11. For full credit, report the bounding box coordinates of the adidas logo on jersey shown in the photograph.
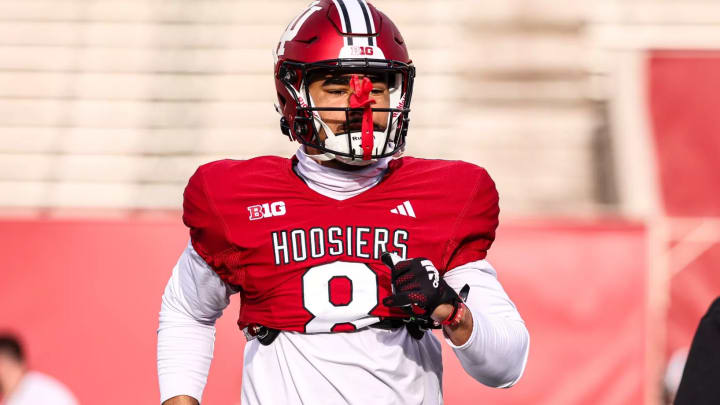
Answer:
[390,201,416,218]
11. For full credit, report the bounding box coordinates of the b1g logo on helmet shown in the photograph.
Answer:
[339,45,385,60]
[350,46,374,56]
[248,201,287,221]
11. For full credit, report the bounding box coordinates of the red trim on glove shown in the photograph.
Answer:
[441,302,465,327]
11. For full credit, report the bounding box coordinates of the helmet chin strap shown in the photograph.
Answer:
[303,129,392,166]
[301,139,395,167]
[305,125,388,166]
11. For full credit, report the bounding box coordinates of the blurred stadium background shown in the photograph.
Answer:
[0,0,719,404]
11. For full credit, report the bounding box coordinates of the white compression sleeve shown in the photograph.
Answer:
[157,242,238,403]
[442,260,530,388]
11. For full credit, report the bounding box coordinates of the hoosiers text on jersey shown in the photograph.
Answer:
[271,226,409,265]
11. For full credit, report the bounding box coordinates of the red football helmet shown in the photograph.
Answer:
[273,0,415,165]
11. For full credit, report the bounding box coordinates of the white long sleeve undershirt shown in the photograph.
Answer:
[157,242,237,402]
[443,261,529,388]
[157,150,529,403]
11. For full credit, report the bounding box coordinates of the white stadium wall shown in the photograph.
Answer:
[0,0,600,215]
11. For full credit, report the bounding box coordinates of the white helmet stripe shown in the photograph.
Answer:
[333,0,375,47]
[332,0,353,46]
[343,0,370,35]
[356,0,375,46]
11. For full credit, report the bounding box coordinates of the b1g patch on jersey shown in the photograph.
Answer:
[248,201,286,221]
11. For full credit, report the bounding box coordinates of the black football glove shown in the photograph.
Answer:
[381,252,460,318]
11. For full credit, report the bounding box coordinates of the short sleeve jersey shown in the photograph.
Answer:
[182,156,499,333]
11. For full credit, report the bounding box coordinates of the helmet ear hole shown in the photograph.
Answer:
[286,70,298,85]
[294,120,309,139]
[277,65,299,87]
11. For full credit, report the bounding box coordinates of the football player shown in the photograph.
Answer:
[157,1,530,404]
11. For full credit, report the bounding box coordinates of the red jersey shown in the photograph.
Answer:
[182,156,499,333]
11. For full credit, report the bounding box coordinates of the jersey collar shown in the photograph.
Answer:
[293,147,391,200]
